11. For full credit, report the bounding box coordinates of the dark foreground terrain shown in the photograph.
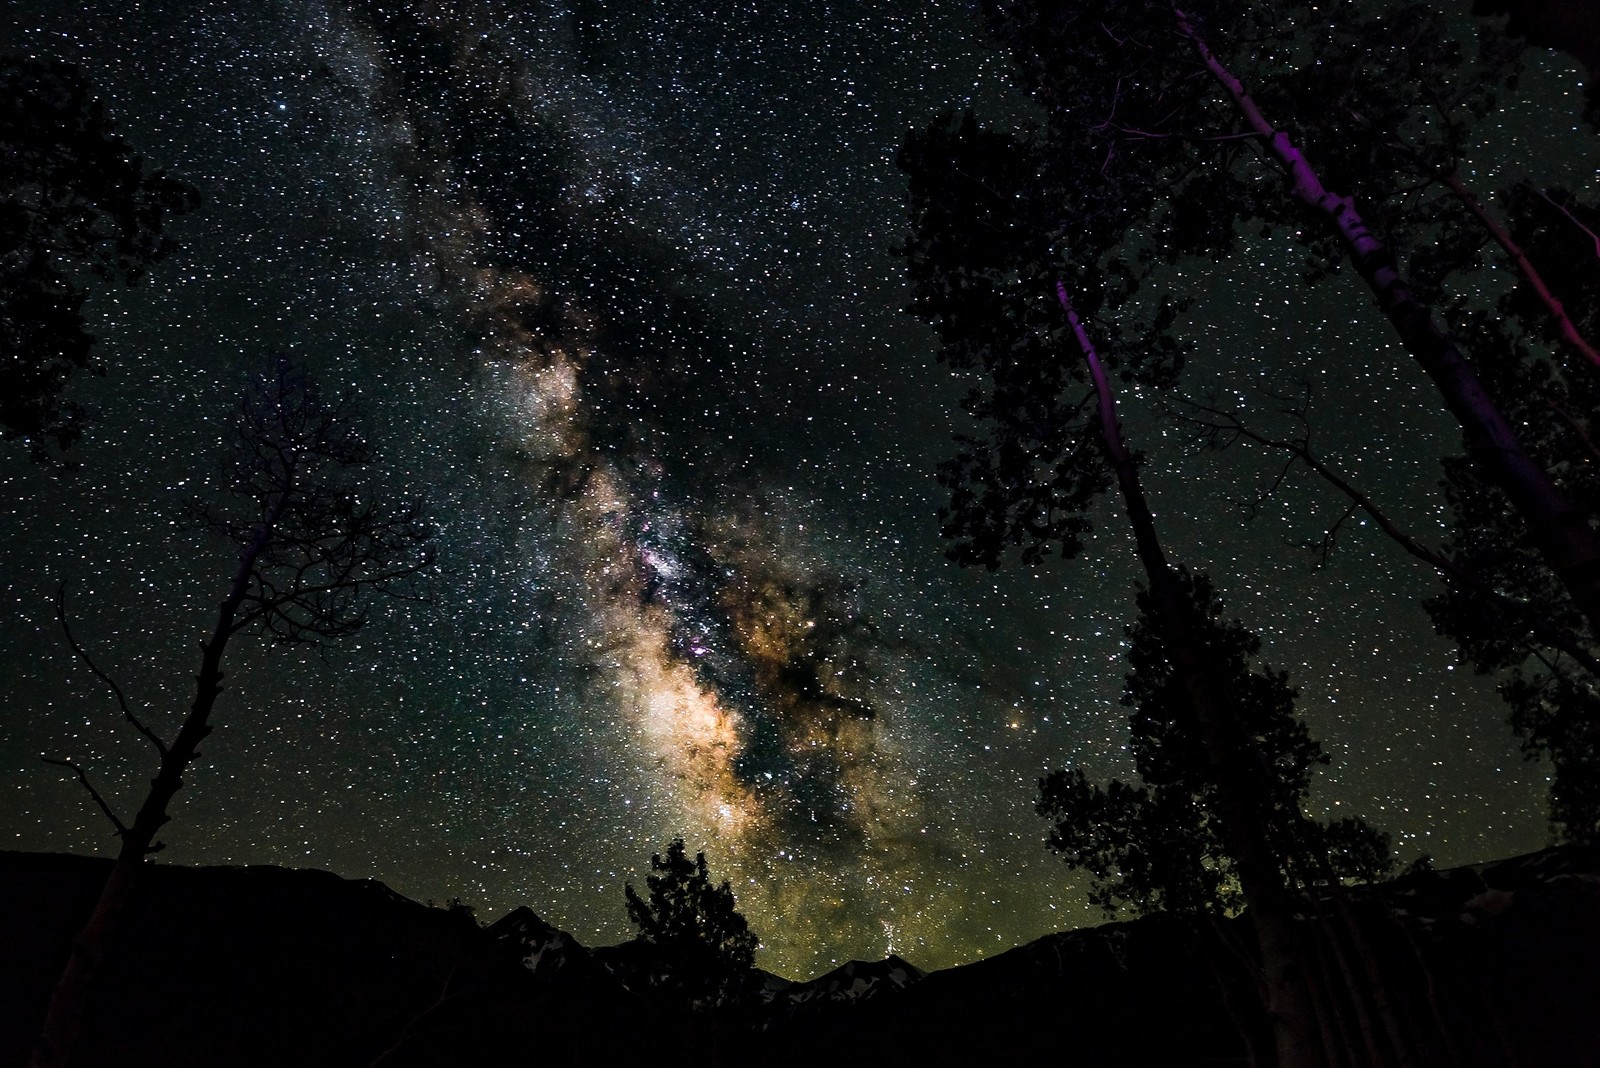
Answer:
[3,847,1598,1067]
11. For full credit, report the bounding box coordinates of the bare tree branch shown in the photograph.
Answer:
[1176,398,1600,678]
[1301,500,1361,568]
[1546,394,1600,468]
[1534,185,1600,262]
[32,357,434,1068]
[41,757,127,837]
[1177,396,1453,568]
[55,584,166,757]
[1093,120,1261,143]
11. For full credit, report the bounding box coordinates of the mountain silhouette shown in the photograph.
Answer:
[4,846,1597,1066]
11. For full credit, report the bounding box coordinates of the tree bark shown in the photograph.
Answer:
[1172,5,1600,648]
[1062,283,1328,1068]
[1304,928,1358,1068]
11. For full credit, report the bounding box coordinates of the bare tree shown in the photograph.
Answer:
[30,358,433,1068]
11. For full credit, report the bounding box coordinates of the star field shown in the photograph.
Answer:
[1,0,1592,979]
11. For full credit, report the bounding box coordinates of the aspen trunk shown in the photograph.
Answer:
[1304,929,1358,1068]
[1440,171,1600,371]
[1062,284,1327,1068]
[1173,6,1600,647]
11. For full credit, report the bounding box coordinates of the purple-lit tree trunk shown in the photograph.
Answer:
[1171,5,1600,647]
[1059,282,1327,1068]
[1440,171,1600,371]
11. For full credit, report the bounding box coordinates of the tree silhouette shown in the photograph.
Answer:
[1039,564,1393,920]
[0,56,199,461]
[1040,287,1391,1067]
[1168,182,1600,846]
[30,358,433,1068]
[901,0,1600,872]
[1474,0,1600,125]
[625,838,758,1005]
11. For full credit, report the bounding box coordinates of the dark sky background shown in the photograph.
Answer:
[2,0,1595,980]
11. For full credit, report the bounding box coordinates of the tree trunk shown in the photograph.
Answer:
[1304,928,1357,1068]
[1172,5,1600,647]
[25,851,141,1068]
[1329,896,1419,1068]
[1205,915,1272,1068]
[1308,897,1392,1068]
[1063,284,1328,1068]
[1439,171,1600,371]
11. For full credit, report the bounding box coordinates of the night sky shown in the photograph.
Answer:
[3,0,1595,980]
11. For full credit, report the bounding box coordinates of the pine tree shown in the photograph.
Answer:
[625,838,758,1006]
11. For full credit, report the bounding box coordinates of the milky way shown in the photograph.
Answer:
[304,0,958,955]
[3,0,1594,978]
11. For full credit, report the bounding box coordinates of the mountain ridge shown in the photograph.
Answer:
[3,845,1597,1066]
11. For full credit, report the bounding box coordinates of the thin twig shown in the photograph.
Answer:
[1177,399,1600,678]
[1534,186,1600,261]
[1304,500,1362,567]
[1546,395,1600,468]
[42,757,128,837]
[1092,120,1261,143]
[56,584,167,756]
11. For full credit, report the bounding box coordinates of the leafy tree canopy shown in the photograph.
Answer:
[903,0,1600,843]
[1038,569,1393,917]
[1,55,199,461]
[898,2,1520,575]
